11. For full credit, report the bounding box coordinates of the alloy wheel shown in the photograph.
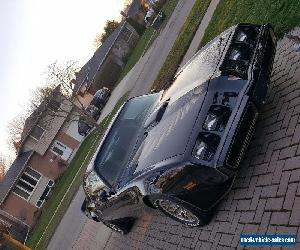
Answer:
[156,199,199,225]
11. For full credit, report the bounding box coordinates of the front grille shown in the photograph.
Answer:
[226,102,258,168]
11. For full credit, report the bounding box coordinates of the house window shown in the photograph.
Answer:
[51,140,73,161]
[14,187,30,200]
[36,180,54,208]
[120,27,132,42]
[48,100,61,113]
[30,126,45,141]
[52,146,64,156]
[13,167,41,200]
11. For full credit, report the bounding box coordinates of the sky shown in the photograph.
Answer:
[0,0,127,161]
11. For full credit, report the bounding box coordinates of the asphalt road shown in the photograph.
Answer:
[47,1,197,249]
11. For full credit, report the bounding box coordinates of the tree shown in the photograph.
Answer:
[7,60,100,152]
[122,0,133,13]
[93,20,120,49]
[0,164,5,181]
[0,154,11,180]
[7,115,27,152]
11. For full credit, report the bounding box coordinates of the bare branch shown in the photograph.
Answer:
[6,60,100,152]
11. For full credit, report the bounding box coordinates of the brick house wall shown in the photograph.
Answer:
[28,131,80,179]
[23,98,73,156]
[28,151,64,180]
[1,113,82,228]
[1,193,37,226]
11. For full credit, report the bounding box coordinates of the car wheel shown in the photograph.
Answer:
[104,221,128,235]
[155,198,212,227]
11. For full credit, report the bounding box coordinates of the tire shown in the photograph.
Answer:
[155,198,212,227]
[103,221,129,235]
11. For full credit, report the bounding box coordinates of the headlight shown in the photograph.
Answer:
[193,140,209,160]
[203,113,219,131]
[235,26,259,45]
[236,31,247,42]
[220,25,259,80]
[230,49,241,61]
[203,105,231,132]
[192,133,220,161]
[83,170,106,197]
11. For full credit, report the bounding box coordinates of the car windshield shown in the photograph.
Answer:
[94,94,158,186]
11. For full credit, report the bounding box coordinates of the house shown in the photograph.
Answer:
[73,21,139,108]
[0,18,140,245]
[125,0,147,26]
[0,86,84,242]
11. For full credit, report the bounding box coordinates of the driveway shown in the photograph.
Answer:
[95,29,300,250]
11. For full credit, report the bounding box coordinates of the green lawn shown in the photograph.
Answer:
[118,0,180,81]
[151,0,212,91]
[199,0,300,48]
[26,94,128,250]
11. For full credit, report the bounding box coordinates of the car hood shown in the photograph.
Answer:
[134,81,208,173]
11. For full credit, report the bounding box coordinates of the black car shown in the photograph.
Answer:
[78,105,101,136]
[78,88,110,136]
[81,24,276,233]
[90,87,111,109]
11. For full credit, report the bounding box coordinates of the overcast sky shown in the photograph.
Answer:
[0,0,126,161]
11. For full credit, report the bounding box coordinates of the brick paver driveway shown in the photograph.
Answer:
[102,29,300,250]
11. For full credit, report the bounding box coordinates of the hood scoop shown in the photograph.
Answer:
[144,99,170,129]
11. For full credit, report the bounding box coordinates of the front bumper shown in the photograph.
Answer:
[189,24,276,177]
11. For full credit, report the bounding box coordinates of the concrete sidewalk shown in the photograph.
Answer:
[179,0,220,70]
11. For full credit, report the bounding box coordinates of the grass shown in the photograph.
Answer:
[26,93,129,250]
[151,0,212,91]
[199,0,300,48]
[118,0,180,81]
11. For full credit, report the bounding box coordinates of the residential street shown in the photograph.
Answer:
[48,0,197,249]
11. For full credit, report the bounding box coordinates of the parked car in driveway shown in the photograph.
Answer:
[90,87,111,109]
[78,105,101,136]
[78,87,111,136]
[81,24,277,233]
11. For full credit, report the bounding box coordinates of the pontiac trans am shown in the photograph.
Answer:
[81,24,277,234]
